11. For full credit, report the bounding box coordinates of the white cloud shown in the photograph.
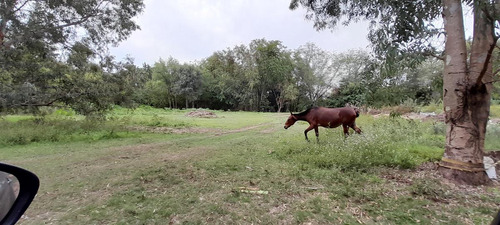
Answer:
[110,0,371,65]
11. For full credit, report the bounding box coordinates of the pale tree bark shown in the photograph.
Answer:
[439,0,496,185]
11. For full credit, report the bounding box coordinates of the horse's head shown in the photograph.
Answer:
[284,113,297,129]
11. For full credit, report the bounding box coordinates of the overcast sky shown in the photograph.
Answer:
[109,0,372,65]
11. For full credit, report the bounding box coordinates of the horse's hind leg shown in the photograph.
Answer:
[342,124,349,137]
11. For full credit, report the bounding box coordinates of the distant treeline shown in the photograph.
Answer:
[1,39,451,116]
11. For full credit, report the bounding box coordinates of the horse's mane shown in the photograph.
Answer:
[295,107,318,117]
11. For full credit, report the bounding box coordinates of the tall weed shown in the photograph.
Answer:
[486,123,500,150]
[0,118,130,146]
[491,104,500,118]
[275,117,444,171]
[420,100,443,114]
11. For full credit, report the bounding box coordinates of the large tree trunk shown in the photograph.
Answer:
[438,0,494,185]
[275,91,283,112]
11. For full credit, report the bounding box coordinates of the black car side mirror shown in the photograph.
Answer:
[0,163,39,225]
[492,210,500,225]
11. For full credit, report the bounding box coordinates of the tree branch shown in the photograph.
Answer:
[483,79,500,84]
[12,0,32,14]
[18,97,61,107]
[475,6,499,86]
[493,68,500,77]
[51,15,94,30]
[475,36,498,86]
[423,51,445,61]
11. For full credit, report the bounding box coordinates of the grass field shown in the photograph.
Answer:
[1,107,500,224]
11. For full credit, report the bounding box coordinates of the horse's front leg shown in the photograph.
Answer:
[353,125,362,134]
[349,122,362,134]
[304,124,315,142]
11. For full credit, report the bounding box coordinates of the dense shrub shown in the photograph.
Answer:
[0,117,128,146]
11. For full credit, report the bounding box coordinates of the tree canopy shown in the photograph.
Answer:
[289,0,443,61]
[0,0,145,115]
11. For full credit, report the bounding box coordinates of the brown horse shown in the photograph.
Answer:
[284,107,362,141]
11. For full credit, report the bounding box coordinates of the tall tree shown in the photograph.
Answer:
[252,39,295,112]
[200,47,255,110]
[290,0,499,184]
[0,0,144,112]
[149,58,179,108]
[172,63,203,109]
[294,43,337,105]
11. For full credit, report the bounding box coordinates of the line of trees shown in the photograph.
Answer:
[0,35,458,115]
[126,41,447,113]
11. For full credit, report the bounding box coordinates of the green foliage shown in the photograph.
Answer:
[420,100,444,114]
[54,108,76,117]
[0,0,144,52]
[139,80,170,108]
[0,117,130,146]
[199,48,253,110]
[253,39,295,112]
[290,1,447,109]
[486,123,500,150]
[290,0,441,64]
[199,39,297,112]
[329,58,443,108]
[290,43,335,108]
[490,104,500,118]
[0,0,144,116]
[328,82,366,107]
[172,64,203,107]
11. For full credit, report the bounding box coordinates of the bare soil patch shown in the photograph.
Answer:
[185,110,218,118]
[382,161,500,199]
[128,123,269,136]
[128,126,220,134]
[215,123,268,135]
[370,112,446,122]
[402,112,445,122]
[368,111,500,124]
[490,118,500,124]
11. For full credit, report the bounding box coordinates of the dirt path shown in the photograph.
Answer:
[17,121,282,224]
[128,122,274,136]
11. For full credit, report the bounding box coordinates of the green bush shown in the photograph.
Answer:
[420,100,443,114]
[0,118,129,146]
[486,123,500,150]
[53,108,76,117]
